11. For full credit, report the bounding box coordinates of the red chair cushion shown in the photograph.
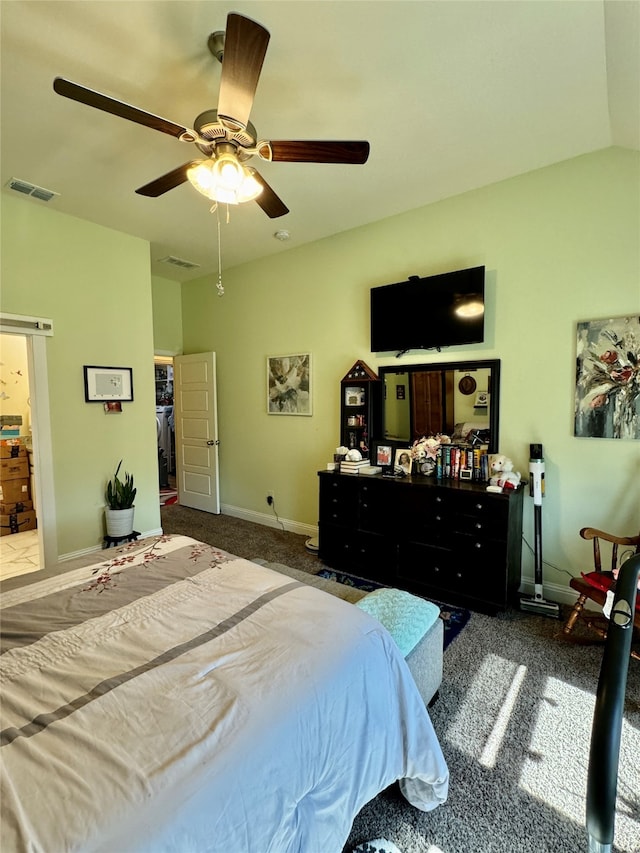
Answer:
[581,571,615,593]
[581,571,640,612]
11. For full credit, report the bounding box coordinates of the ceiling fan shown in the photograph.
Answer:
[53,12,370,219]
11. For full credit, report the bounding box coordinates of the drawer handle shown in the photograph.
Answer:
[475,522,483,530]
[475,502,484,510]
[474,541,483,549]
[456,571,462,579]
[362,503,368,510]
[434,566,441,573]
[435,515,442,522]
[435,496,443,503]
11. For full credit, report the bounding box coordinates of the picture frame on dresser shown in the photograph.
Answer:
[394,448,412,475]
[373,442,393,471]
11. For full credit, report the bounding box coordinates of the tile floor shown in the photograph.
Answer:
[0,528,41,581]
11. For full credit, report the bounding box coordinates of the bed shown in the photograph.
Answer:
[1,534,448,853]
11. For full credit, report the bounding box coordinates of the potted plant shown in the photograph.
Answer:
[104,460,137,537]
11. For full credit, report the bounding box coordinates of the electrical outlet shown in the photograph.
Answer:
[266,491,274,506]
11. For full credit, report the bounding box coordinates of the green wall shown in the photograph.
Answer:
[1,195,161,556]
[182,147,640,596]
[151,275,183,354]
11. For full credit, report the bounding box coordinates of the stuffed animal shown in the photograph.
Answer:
[489,455,521,490]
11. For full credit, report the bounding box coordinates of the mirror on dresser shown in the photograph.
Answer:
[378,359,500,453]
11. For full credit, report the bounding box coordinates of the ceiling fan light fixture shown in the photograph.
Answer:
[187,152,262,205]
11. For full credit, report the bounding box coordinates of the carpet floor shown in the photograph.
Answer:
[161,505,640,852]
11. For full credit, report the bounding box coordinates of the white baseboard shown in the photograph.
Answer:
[518,575,597,609]
[58,527,164,563]
[221,503,317,539]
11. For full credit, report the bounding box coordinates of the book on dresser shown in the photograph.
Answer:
[339,460,370,473]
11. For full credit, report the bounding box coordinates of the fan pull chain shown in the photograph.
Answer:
[211,203,224,296]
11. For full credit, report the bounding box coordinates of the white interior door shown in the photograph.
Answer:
[174,352,220,513]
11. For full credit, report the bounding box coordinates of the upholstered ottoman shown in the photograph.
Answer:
[355,588,443,706]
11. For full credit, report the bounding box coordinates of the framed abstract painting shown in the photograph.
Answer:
[574,315,639,439]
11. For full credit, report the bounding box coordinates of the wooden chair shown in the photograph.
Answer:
[562,527,640,660]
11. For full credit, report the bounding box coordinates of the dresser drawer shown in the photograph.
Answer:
[319,476,359,525]
[358,479,389,532]
[319,523,396,580]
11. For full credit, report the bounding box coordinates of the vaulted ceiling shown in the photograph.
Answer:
[1,1,638,281]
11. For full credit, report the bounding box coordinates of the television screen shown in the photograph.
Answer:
[370,266,485,353]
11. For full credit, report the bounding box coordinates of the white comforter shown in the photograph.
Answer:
[0,535,448,852]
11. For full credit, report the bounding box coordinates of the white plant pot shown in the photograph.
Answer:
[105,506,135,538]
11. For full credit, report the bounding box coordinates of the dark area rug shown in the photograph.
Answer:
[317,568,470,649]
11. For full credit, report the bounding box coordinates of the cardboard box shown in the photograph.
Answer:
[0,458,29,481]
[0,478,30,504]
[0,444,26,459]
[0,510,36,536]
[0,498,33,514]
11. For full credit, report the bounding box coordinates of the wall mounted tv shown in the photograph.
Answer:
[370,265,485,354]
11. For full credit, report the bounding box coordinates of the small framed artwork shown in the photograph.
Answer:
[396,385,406,400]
[394,448,412,475]
[84,365,133,402]
[344,386,365,406]
[104,402,122,414]
[267,353,312,416]
[374,442,393,469]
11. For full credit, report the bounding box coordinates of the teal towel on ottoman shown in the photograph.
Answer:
[356,588,440,657]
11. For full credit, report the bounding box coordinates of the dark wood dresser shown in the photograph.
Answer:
[318,470,525,613]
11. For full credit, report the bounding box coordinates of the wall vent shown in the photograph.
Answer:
[6,178,59,202]
[158,255,201,270]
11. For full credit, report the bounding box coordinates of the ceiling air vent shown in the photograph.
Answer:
[6,178,59,202]
[158,255,201,271]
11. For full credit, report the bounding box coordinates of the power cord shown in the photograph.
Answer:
[521,534,575,579]
[269,496,285,532]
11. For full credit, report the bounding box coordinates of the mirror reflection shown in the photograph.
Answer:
[379,359,500,453]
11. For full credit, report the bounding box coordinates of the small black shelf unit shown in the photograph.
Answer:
[340,361,382,458]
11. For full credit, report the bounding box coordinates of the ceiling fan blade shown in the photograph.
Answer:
[53,77,192,139]
[267,140,370,164]
[252,170,289,218]
[135,162,200,197]
[217,14,269,131]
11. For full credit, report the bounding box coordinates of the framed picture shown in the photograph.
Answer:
[574,315,639,440]
[373,442,393,469]
[394,448,412,475]
[267,353,312,416]
[84,365,133,402]
[344,386,365,406]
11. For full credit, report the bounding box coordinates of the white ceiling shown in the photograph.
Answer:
[1,1,638,282]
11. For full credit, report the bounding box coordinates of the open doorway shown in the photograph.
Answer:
[0,333,39,580]
[154,357,177,507]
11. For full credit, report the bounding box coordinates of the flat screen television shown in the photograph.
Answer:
[370,265,485,353]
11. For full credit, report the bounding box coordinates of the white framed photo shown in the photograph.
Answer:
[84,365,133,402]
[394,448,412,475]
